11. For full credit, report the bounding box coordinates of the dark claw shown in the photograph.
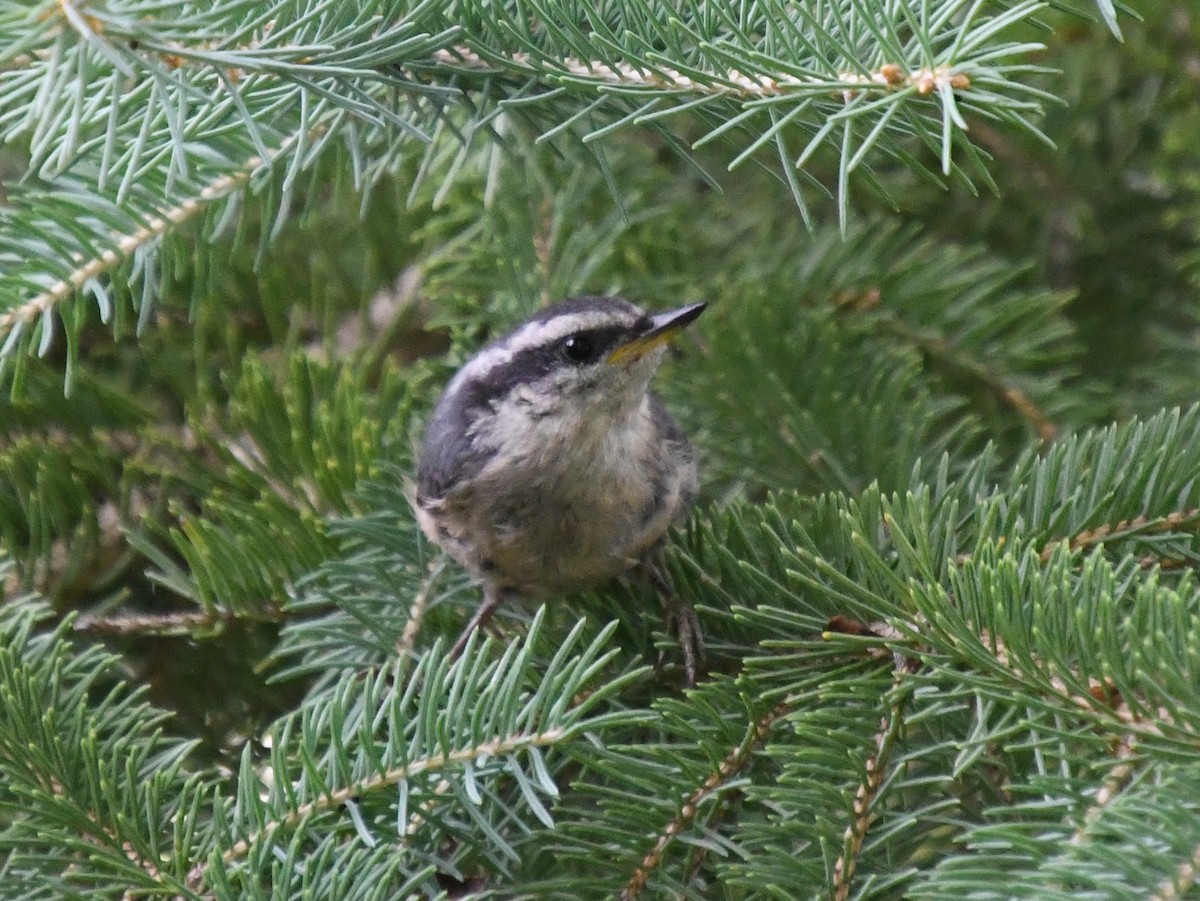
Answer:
[449,585,505,661]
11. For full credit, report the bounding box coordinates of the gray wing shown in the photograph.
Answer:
[648,392,699,515]
[417,383,491,504]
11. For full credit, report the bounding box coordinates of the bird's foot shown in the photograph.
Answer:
[661,594,707,687]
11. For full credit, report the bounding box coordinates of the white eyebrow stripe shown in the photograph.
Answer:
[448,310,632,393]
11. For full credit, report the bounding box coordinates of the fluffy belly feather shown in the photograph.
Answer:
[417,391,692,597]
[418,461,681,596]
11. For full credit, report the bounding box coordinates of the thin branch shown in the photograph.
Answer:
[401,776,451,840]
[1151,842,1200,901]
[619,701,792,900]
[434,46,970,100]
[873,312,1057,441]
[1039,507,1200,564]
[984,631,1179,740]
[833,673,911,901]
[952,507,1200,571]
[396,559,444,656]
[73,605,284,637]
[217,428,326,513]
[218,728,566,868]
[829,618,1187,773]
[57,1,139,82]
[0,131,299,338]
[38,774,188,899]
[682,795,738,890]
[1070,731,1136,846]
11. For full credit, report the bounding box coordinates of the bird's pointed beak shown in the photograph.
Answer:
[607,301,707,365]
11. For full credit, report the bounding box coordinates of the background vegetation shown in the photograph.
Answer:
[2,1,1200,897]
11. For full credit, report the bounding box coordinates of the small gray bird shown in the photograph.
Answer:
[415,295,706,677]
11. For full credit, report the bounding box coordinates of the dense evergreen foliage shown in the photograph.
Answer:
[2,1,1199,897]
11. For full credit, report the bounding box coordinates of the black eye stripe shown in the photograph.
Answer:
[458,325,628,411]
[559,326,625,363]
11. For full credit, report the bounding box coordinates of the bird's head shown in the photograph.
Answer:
[418,296,706,498]
[446,295,706,423]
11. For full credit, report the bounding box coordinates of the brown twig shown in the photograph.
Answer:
[396,560,444,656]
[876,316,1058,442]
[952,507,1200,570]
[682,793,739,890]
[1039,508,1200,564]
[1070,731,1137,847]
[984,631,1179,740]
[619,702,791,900]
[73,605,283,637]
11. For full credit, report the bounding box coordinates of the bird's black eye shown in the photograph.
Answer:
[561,333,599,365]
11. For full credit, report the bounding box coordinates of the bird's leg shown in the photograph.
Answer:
[448,584,505,662]
[666,595,705,687]
[639,559,707,686]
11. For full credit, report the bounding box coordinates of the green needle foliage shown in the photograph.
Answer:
[4,1,1200,898]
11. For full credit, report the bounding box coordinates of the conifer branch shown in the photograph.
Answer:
[1151,844,1200,901]
[833,675,912,901]
[401,777,452,840]
[4,4,1184,896]
[396,560,443,656]
[0,132,298,341]
[73,606,284,636]
[39,771,183,898]
[53,0,113,62]
[1070,733,1136,845]
[212,727,567,874]
[219,427,326,512]
[985,632,1179,740]
[874,313,1058,441]
[435,46,971,100]
[619,701,791,900]
[953,509,1200,570]
[1038,507,1200,563]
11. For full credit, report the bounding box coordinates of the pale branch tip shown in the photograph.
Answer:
[433,45,971,100]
